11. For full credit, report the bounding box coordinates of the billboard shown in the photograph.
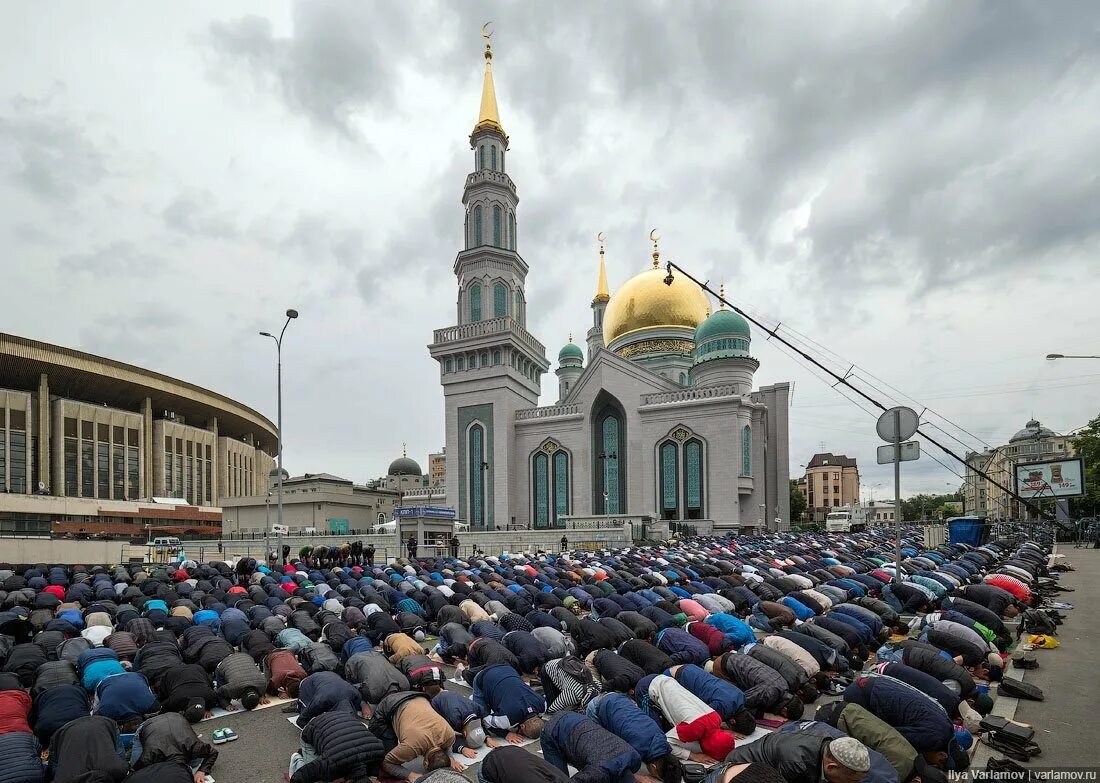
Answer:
[394,506,457,519]
[1014,458,1085,499]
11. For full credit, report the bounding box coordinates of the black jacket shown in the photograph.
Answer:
[481,745,569,783]
[572,619,618,657]
[134,712,217,773]
[125,762,200,783]
[158,664,218,713]
[503,631,549,674]
[748,644,808,692]
[48,715,129,783]
[616,639,673,676]
[30,683,88,748]
[724,729,829,783]
[0,731,44,783]
[291,709,385,783]
[592,650,645,693]
[717,652,789,714]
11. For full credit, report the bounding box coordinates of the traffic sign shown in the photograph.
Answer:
[877,406,919,442]
[877,441,920,464]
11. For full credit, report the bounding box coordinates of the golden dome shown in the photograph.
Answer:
[603,265,711,346]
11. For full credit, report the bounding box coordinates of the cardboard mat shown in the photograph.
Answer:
[202,694,294,722]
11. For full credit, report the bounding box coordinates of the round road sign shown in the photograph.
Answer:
[876,406,919,443]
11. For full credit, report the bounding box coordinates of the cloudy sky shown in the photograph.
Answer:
[3,1,1098,499]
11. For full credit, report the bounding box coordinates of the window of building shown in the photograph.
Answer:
[113,443,125,500]
[492,205,502,247]
[659,440,678,520]
[509,213,516,250]
[741,425,751,476]
[823,484,829,494]
[474,205,483,245]
[478,145,485,170]
[128,447,139,501]
[492,350,501,366]
[81,439,94,498]
[480,351,489,367]
[553,451,569,523]
[833,485,840,495]
[684,438,704,519]
[64,435,77,496]
[0,428,5,493]
[445,359,454,373]
[468,423,486,529]
[490,145,497,171]
[514,291,523,323]
[833,472,840,480]
[533,451,549,528]
[469,282,482,322]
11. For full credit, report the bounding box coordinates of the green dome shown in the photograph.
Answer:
[694,309,750,343]
[558,341,584,363]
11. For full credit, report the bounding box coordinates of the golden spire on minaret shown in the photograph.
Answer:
[593,231,610,304]
[719,282,727,309]
[473,23,506,138]
[649,228,661,268]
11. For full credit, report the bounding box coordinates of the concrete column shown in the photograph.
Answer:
[142,398,153,498]
[210,418,220,505]
[37,373,49,493]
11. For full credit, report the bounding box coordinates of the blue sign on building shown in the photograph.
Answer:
[394,506,457,519]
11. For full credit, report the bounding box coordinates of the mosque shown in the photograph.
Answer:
[427,35,791,534]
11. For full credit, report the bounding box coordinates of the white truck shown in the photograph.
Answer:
[825,505,870,533]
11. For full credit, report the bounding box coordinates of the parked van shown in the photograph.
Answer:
[270,524,289,535]
[151,536,182,547]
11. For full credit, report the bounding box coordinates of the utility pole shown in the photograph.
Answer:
[260,308,299,536]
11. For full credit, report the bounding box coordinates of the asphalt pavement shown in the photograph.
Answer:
[1010,546,1100,767]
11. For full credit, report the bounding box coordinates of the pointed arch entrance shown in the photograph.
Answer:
[591,391,627,515]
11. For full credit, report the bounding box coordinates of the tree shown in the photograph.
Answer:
[789,479,807,522]
[900,492,963,522]
[1070,414,1100,518]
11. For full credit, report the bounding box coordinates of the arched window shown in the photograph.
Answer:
[444,359,453,373]
[474,205,483,245]
[478,145,485,170]
[490,145,497,171]
[514,291,523,323]
[469,424,486,528]
[456,357,465,371]
[471,353,478,368]
[492,350,501,365]
[378,512,386,525]
[480,351,489,367]
[553,451,569,525]
[685,438,704,519]
[679,372,687,385]
[492,205,502,247]
[493,283,507,317]
[659,440,679,520]
[533,452,549,528]
[469,283,482,322]
[742,425,752,476]
[509,213,516,250]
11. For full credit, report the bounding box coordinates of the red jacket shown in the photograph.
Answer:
[687,621,733,656]
[0,690,32,734]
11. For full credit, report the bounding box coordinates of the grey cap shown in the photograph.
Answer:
[829,737,871,773]
[464,722,486,748]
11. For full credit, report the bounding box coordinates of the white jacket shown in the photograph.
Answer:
[649,674,713,725]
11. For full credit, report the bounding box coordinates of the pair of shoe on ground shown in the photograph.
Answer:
[212,728,239,744]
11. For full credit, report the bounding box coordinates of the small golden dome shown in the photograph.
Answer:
[603,265,710,346]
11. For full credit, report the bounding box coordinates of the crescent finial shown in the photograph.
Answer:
[482,21,494,40]
[649,228,660,244]
[597,231,605,245]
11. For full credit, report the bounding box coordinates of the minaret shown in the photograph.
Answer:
[555,334,584,403]
[587,233,610,357]
[428,26,549,532]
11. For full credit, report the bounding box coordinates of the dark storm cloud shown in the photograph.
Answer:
[77,306,190,370]
[0,92,108,200]
[205,3,424,139]
[58,240,167,277]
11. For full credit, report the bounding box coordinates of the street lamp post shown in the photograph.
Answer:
[260,309,299,538]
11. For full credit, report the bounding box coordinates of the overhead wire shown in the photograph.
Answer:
[669,260,1053,520]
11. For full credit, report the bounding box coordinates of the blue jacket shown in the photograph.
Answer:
[544,711,640,783]
[843,675,953,752]
[430,690,484,731]
[705,614,755,647]
[341,636,374,661]
[588,692,670,762]
[781,596,816,621]
[671,663,746,720]
[831,605,884,637]
[78,648,124,691]
[0,732,45,783]
[474,663,545,730]
[655,628,710,666]
[827,611,876,645]
[94,672,160,721]
[297,671,362,728]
